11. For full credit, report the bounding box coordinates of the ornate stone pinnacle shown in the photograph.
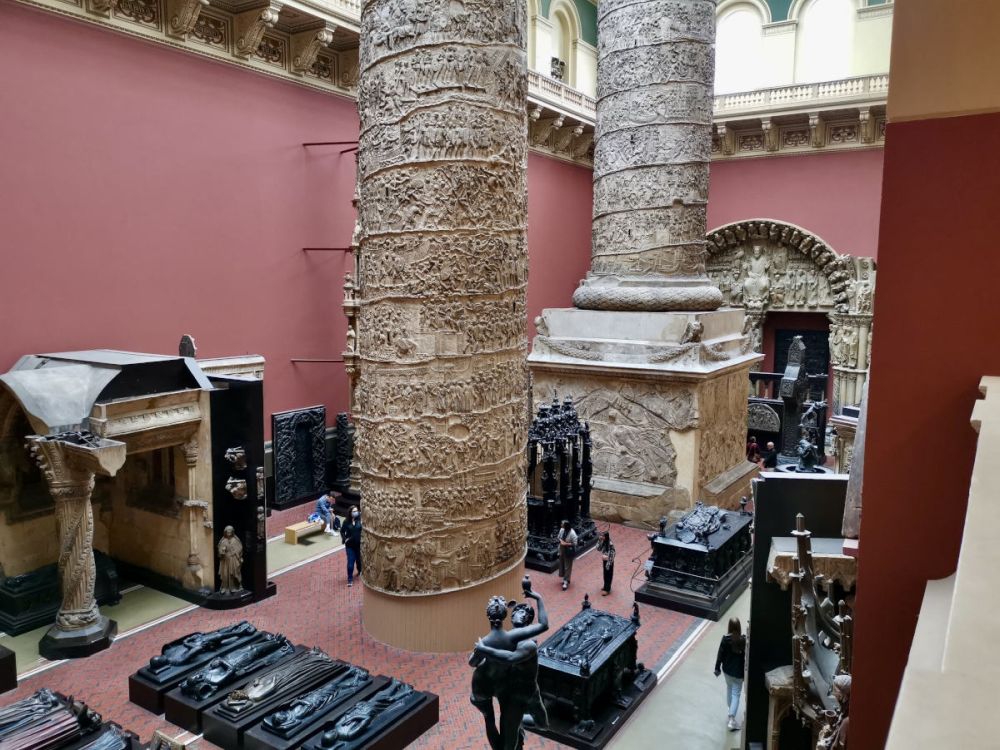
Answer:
[574,0,722,312]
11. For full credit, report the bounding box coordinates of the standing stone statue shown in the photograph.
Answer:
[470,576,549,750]
[355,0,529,648]
[217,526,243,594]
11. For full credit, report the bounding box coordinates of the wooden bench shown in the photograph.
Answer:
[284,520,325,545]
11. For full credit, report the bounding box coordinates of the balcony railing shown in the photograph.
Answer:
[527,70,597,121]
[714,74,890,117]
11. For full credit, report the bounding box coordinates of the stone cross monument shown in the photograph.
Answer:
[530,0,761,525]
[355,0,529,651]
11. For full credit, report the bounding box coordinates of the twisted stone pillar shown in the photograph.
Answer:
[356,0,528,650]
[28,433,124,658]
[573,0,722,312]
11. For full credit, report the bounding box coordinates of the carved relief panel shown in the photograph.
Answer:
[270,406,326,507]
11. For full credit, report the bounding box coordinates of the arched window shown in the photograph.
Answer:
[715,5,766,94]
[548,0,580,86]
[795,0,855,83]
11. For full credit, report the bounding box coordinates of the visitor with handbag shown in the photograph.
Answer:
[557,519,578,591]
[714,617,747,731]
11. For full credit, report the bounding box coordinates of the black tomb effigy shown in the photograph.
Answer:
[128,620,264,714]
[127,623,439,750]
[526,398,598,572]
[0,689,143,750]
[527,598,656,750]
[635,502,753,620]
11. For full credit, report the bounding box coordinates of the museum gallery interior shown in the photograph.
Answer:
[0,0,998,748]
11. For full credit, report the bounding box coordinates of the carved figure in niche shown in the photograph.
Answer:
[855,275,873,314]
[771,273,785,306]
[730,250,744,305]
[741,245,771,309]
[806,271,819,307]
[792,269,805,306]
[470,576,549,750]
[844,328,859,367]
[147,621,257,673]
[217,526,244,594]
[816,674,851,749]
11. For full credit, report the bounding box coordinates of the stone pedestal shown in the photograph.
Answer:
[530,308,759,526]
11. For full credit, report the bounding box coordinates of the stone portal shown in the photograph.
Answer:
[356,0,529,650]
[530,0,759,525]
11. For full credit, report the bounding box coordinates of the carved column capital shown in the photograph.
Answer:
[183,437,199,468]
[234,3,281,59]
[291,25,336,75]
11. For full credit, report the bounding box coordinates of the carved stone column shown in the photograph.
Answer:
[572,0,722,312]
[27,432,126,659]
[356,0,528,650]
[529,0,758,524]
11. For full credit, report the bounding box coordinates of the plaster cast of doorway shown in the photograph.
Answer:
[706,219,875,411]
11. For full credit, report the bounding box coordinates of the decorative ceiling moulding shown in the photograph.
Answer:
[13,0,360,98]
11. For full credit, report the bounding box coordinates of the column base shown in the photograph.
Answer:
[38,615,116,659]
[362,559,525,653]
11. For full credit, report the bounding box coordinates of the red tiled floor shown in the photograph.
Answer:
[3,524,696,749]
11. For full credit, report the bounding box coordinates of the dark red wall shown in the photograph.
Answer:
[708,149,885,259]
[851,111,1000,748]
[0,1,594,434]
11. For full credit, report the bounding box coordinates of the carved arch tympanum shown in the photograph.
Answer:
[706,219,875,410]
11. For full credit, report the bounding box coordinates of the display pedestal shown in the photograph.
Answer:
[38,616,116,660]
[529,308,759,527]
[0,644,15,694]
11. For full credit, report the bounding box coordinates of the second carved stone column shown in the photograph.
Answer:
[573,0,722,312]
[356,0,529,650]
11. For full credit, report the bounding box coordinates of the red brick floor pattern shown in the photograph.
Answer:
[3,524,695,749]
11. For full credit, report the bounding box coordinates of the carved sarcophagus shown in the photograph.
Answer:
[526,398,598,572]
[531,600,655,750]
[0,689,103,750]
[635,502,753,620]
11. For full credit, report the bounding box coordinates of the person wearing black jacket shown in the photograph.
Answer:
[341,505,362,587]
[714,617,747,731]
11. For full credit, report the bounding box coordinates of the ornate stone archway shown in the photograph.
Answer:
[706,219,875,410]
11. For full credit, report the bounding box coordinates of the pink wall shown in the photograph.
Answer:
[0,2,594,434]
[708,149,885,258]
[526,153,593,338]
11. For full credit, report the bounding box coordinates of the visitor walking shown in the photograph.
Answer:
[759,441,778,469]
[341,505,362,587]
[598,530,615,595]
[557,520,577,591]
[714,617,747,730]
[315,490,339,534]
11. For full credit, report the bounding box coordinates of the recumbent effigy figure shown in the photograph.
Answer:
[470,576,549,750]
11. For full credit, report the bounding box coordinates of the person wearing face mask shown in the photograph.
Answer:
[340,505,363,587]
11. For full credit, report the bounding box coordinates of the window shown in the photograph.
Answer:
[795,0,855,83]
[549,2,578,86]
[715,6,765,95]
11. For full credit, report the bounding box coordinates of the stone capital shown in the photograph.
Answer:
[291,24,336,75]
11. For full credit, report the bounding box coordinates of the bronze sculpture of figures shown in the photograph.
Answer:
[217,525,244,594]
[470,576,549,750]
